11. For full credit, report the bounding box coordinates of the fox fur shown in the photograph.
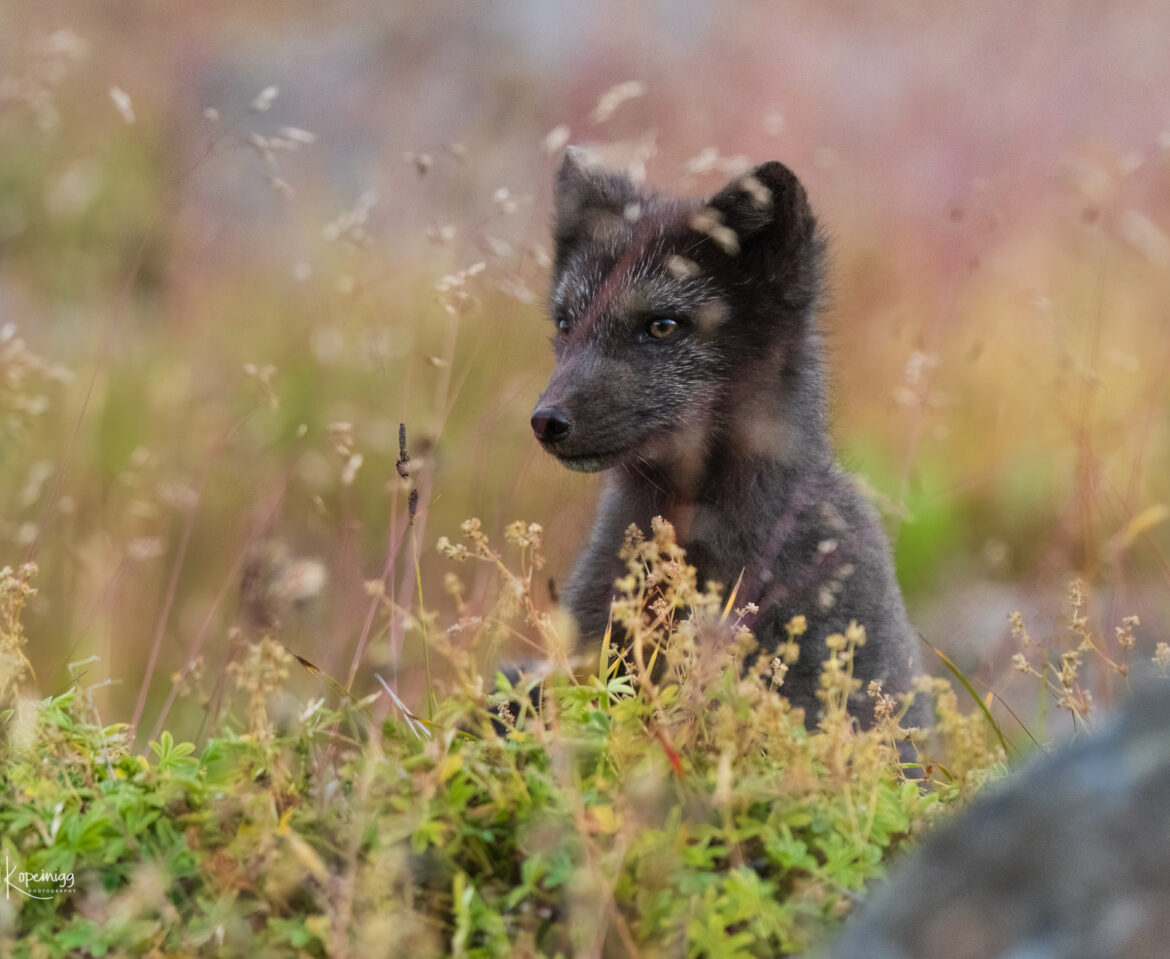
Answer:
[532,148,924,729]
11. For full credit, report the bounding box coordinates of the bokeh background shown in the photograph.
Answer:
[4,0,1170,741]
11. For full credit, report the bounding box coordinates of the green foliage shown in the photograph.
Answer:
[0,526,1001,959]
[0,682,934,958]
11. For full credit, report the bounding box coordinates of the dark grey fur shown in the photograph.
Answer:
[533,149,924,728]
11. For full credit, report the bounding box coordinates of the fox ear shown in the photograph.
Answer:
[704,161,815,255]
[552,147,638,265]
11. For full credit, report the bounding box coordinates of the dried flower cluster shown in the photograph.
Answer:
[0,324,72,437]
[1008,578,1146,727]
[0,563,37,705]
[227,633,294,741]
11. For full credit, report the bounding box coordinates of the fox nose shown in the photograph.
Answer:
[531,406,571,444]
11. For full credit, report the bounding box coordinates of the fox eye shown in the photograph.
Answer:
[646,316,679,340]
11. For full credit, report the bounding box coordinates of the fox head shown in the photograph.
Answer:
[532,149,825,479]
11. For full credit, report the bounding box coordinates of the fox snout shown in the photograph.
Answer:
[530,406,570,444]
[530,371,632,473]
[530,355,610,468]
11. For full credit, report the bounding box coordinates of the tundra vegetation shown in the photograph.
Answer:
[3,6,1170,957]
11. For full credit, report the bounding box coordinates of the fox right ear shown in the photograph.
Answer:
[705,161,816,257]
[552,147,637,265]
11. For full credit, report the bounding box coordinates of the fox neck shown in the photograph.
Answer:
[616,319,833,534]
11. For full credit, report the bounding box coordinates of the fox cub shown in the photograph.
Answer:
[532,148,923,728]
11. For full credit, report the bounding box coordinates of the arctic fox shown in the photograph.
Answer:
[532,148,923,728]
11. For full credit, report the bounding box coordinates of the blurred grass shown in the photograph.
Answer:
[2,1,1170,744]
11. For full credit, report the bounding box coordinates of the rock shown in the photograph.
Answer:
[823,682,1170,959]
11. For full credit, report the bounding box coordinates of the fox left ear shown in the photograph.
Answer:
[552,147,638,268]
[704,161,816,256]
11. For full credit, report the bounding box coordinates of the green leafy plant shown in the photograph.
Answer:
[0,523,1009,959]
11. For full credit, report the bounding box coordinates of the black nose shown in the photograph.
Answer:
[531,406,570,443]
